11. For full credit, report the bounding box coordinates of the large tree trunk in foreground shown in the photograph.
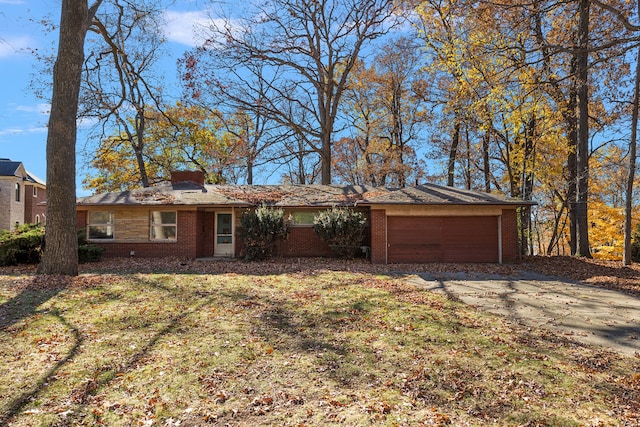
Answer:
[38,0,102,275]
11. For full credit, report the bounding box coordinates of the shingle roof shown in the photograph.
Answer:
[77,183,384,207]
[0,159,22,177]
[358,183,535,206]
[77,182,251,206]
[25,171,45,185]
[77,183,533,207]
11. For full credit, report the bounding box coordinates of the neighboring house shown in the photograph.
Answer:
[0,158,47,231]
[76,170,534,264]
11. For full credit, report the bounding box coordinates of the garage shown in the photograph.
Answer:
[387,216,499,263]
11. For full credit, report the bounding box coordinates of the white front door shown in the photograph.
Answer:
[214,212,234,257]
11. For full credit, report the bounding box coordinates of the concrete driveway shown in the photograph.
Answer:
[405,271,640,358]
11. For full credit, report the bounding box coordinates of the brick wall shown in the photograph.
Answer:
[275,227,334,257]
[171,170,204,186]
[24,185,47,224]
[501,208,519,263]
[369,209,387,264]
[78,209,200,258]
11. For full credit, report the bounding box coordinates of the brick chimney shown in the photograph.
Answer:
[170,170,205,186]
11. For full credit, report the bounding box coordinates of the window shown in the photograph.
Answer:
[88,211,114,239]
[35,215,40,225]
[292,211,318,226]
[33,187,37,197]
[15,183,20,202]
[151,211,177,240]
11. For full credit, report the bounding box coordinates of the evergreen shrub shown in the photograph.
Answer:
[0,224,45,266]
[240,205,289,260]
[313,207,367,258]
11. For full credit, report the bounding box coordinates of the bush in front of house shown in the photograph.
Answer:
[77,229,106,263]
[313,207,367,258]
[0,224,45,266]
[240,205,289,260]
[0,225,105,266]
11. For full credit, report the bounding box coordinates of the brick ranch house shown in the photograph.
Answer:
[76,171,534,264]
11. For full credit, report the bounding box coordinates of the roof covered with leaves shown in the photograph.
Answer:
[358,184,535,206]
[77,182,532,207]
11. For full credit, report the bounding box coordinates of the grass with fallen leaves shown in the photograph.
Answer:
[0,258,639,426]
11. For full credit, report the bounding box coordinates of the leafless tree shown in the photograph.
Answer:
[185,0,398,184]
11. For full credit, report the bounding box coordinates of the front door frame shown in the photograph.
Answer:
[214,210,234,257]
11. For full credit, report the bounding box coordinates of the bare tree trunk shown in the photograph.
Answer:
[624,42,640,264]
[575,0,592,258]
[38,0,102,276]
[447,119,460,187]
[483,132,491,192]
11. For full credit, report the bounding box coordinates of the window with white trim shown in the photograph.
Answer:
[33,187,37,197]
[150,211,177,240]
[15,183,20,202]
[88,211,114,239]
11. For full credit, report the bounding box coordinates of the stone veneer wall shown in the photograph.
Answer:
[0,177,24,231]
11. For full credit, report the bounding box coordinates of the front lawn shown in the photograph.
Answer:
[0,259,638,426]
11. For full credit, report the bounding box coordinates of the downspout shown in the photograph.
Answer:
[498,214,503,264]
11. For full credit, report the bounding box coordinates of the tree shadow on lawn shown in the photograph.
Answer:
[0,275,213,425]
[0,308,83,425]
[0,276,70,332]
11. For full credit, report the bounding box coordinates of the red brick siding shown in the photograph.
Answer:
[24,185,47,224]
[501,208,519,263]
[275,227,334,257]
[77,211,87,230]
[171,170,204,186]
[83,210,199,259]
[370,209,387,264]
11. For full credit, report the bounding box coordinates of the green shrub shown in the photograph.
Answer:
[240,205,289,260]
[77,229,106,263]
[0,224,45,266]
[313,207,367,258]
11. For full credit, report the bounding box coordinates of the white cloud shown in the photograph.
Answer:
[163,9,242,48]
[0,125,46,136]
[15,103,50,115]
[0,36,32,58]
[164,10,211,47]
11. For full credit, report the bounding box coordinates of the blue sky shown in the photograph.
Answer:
[0,1,208,195]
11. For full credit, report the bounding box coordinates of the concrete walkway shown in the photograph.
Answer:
[405,271,640,357]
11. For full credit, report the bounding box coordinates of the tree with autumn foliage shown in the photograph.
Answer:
[335,39,428,187]
[84,103,247,192]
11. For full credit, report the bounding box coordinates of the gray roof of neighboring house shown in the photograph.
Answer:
[358,183,535,206]
[77,182,533,207]
[0,158,23,177]
[0,159,45,185]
